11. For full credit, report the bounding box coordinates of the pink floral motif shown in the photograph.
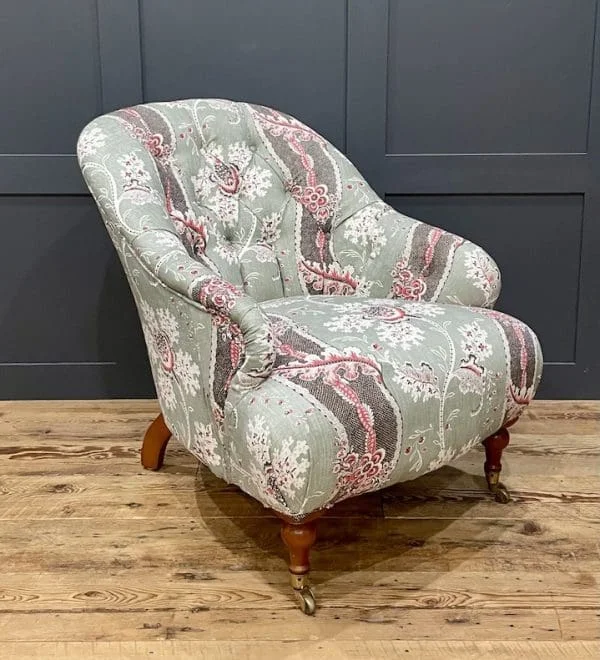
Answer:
[333,448,392,500]
[165,182,207,257]
[210,156,241,195]
[212,312,245,393]
[364,305,407,323]
[390,260,427,301]
[154,330,175,372]
[276,351,383,454]
[195,277,240,314]
[145,133,170,159]
[298,260,358,295]
[505,383,537,424]
[251,107,323,145]
[472,308,541,425]
[290,183,331,221]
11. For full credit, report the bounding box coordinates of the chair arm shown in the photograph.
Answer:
[335,202,502,308]
[131,229,276,390]
[434,238,502,308]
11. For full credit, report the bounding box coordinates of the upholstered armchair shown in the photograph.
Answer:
[78,100,542,614]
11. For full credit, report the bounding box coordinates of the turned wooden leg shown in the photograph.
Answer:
[483,427,511,503]
[277,513,320,615]
[141,413,172,470]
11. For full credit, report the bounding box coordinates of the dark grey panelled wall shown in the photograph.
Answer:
[0,0,598,398]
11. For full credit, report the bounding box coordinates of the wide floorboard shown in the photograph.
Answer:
[0,400,598,658]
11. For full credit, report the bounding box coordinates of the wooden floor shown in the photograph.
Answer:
[0,401,598,659]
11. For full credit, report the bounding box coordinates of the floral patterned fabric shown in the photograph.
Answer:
[78,99,542,517]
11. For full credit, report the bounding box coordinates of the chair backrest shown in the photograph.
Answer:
[89,99,384,302]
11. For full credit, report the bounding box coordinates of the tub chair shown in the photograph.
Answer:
[78,100,543,614]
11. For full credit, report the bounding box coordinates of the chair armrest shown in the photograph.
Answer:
[335,202,502,307]
[131,229,276,390]
[434,238,502,308]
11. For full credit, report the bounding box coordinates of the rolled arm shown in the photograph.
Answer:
[131,229,276,389]
[433,236,502,308]
[338,202,502,308]
[383,206,502,308]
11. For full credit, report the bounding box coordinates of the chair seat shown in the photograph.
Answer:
[223,296,542,517]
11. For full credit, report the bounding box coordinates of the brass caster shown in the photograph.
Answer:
[294,585,316,616]
[490,483,511,504]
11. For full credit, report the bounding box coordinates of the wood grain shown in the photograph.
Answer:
[1,641,600,660]
[0,399,598,654]
[0,570,596,612]
[0,608,568,642]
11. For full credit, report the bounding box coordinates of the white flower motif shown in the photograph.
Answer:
[376,321,424,351]
[118,152,152,194]
[343,203,388,255]
[139,300,201,410]
[192,165,216,199]
[191,422,221,467]
[247,244,278,264]
[464,248,500,306]
[260,213,281,246]
[227,142,253,171]
[454,355,486,395]
[155,372,176,410]
[246,415,310,508]
[270,436,310,498]
[214,232,239,264]
[122,188,161,206]
[427,446,456,472]
[458,321,492,359]
[241,164,272,200]
[174,350,201,396]
[354,279,375,297]
[247,415,270,464]
[213,194,239,226]
[394,362,440,402]
[78,126,107,157]
[324,313,375,334]
[156,308,179,345]
[402,302,445,318]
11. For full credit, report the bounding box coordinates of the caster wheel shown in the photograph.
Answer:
[294,586,316,615]
[492,484,510,504]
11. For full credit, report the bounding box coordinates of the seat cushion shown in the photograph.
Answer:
[223,297,542,517]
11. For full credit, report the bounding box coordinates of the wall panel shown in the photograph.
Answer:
[386,0,596,155]
[140,0,348,148]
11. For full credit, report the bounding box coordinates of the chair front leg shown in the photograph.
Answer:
[277,512,321,615]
